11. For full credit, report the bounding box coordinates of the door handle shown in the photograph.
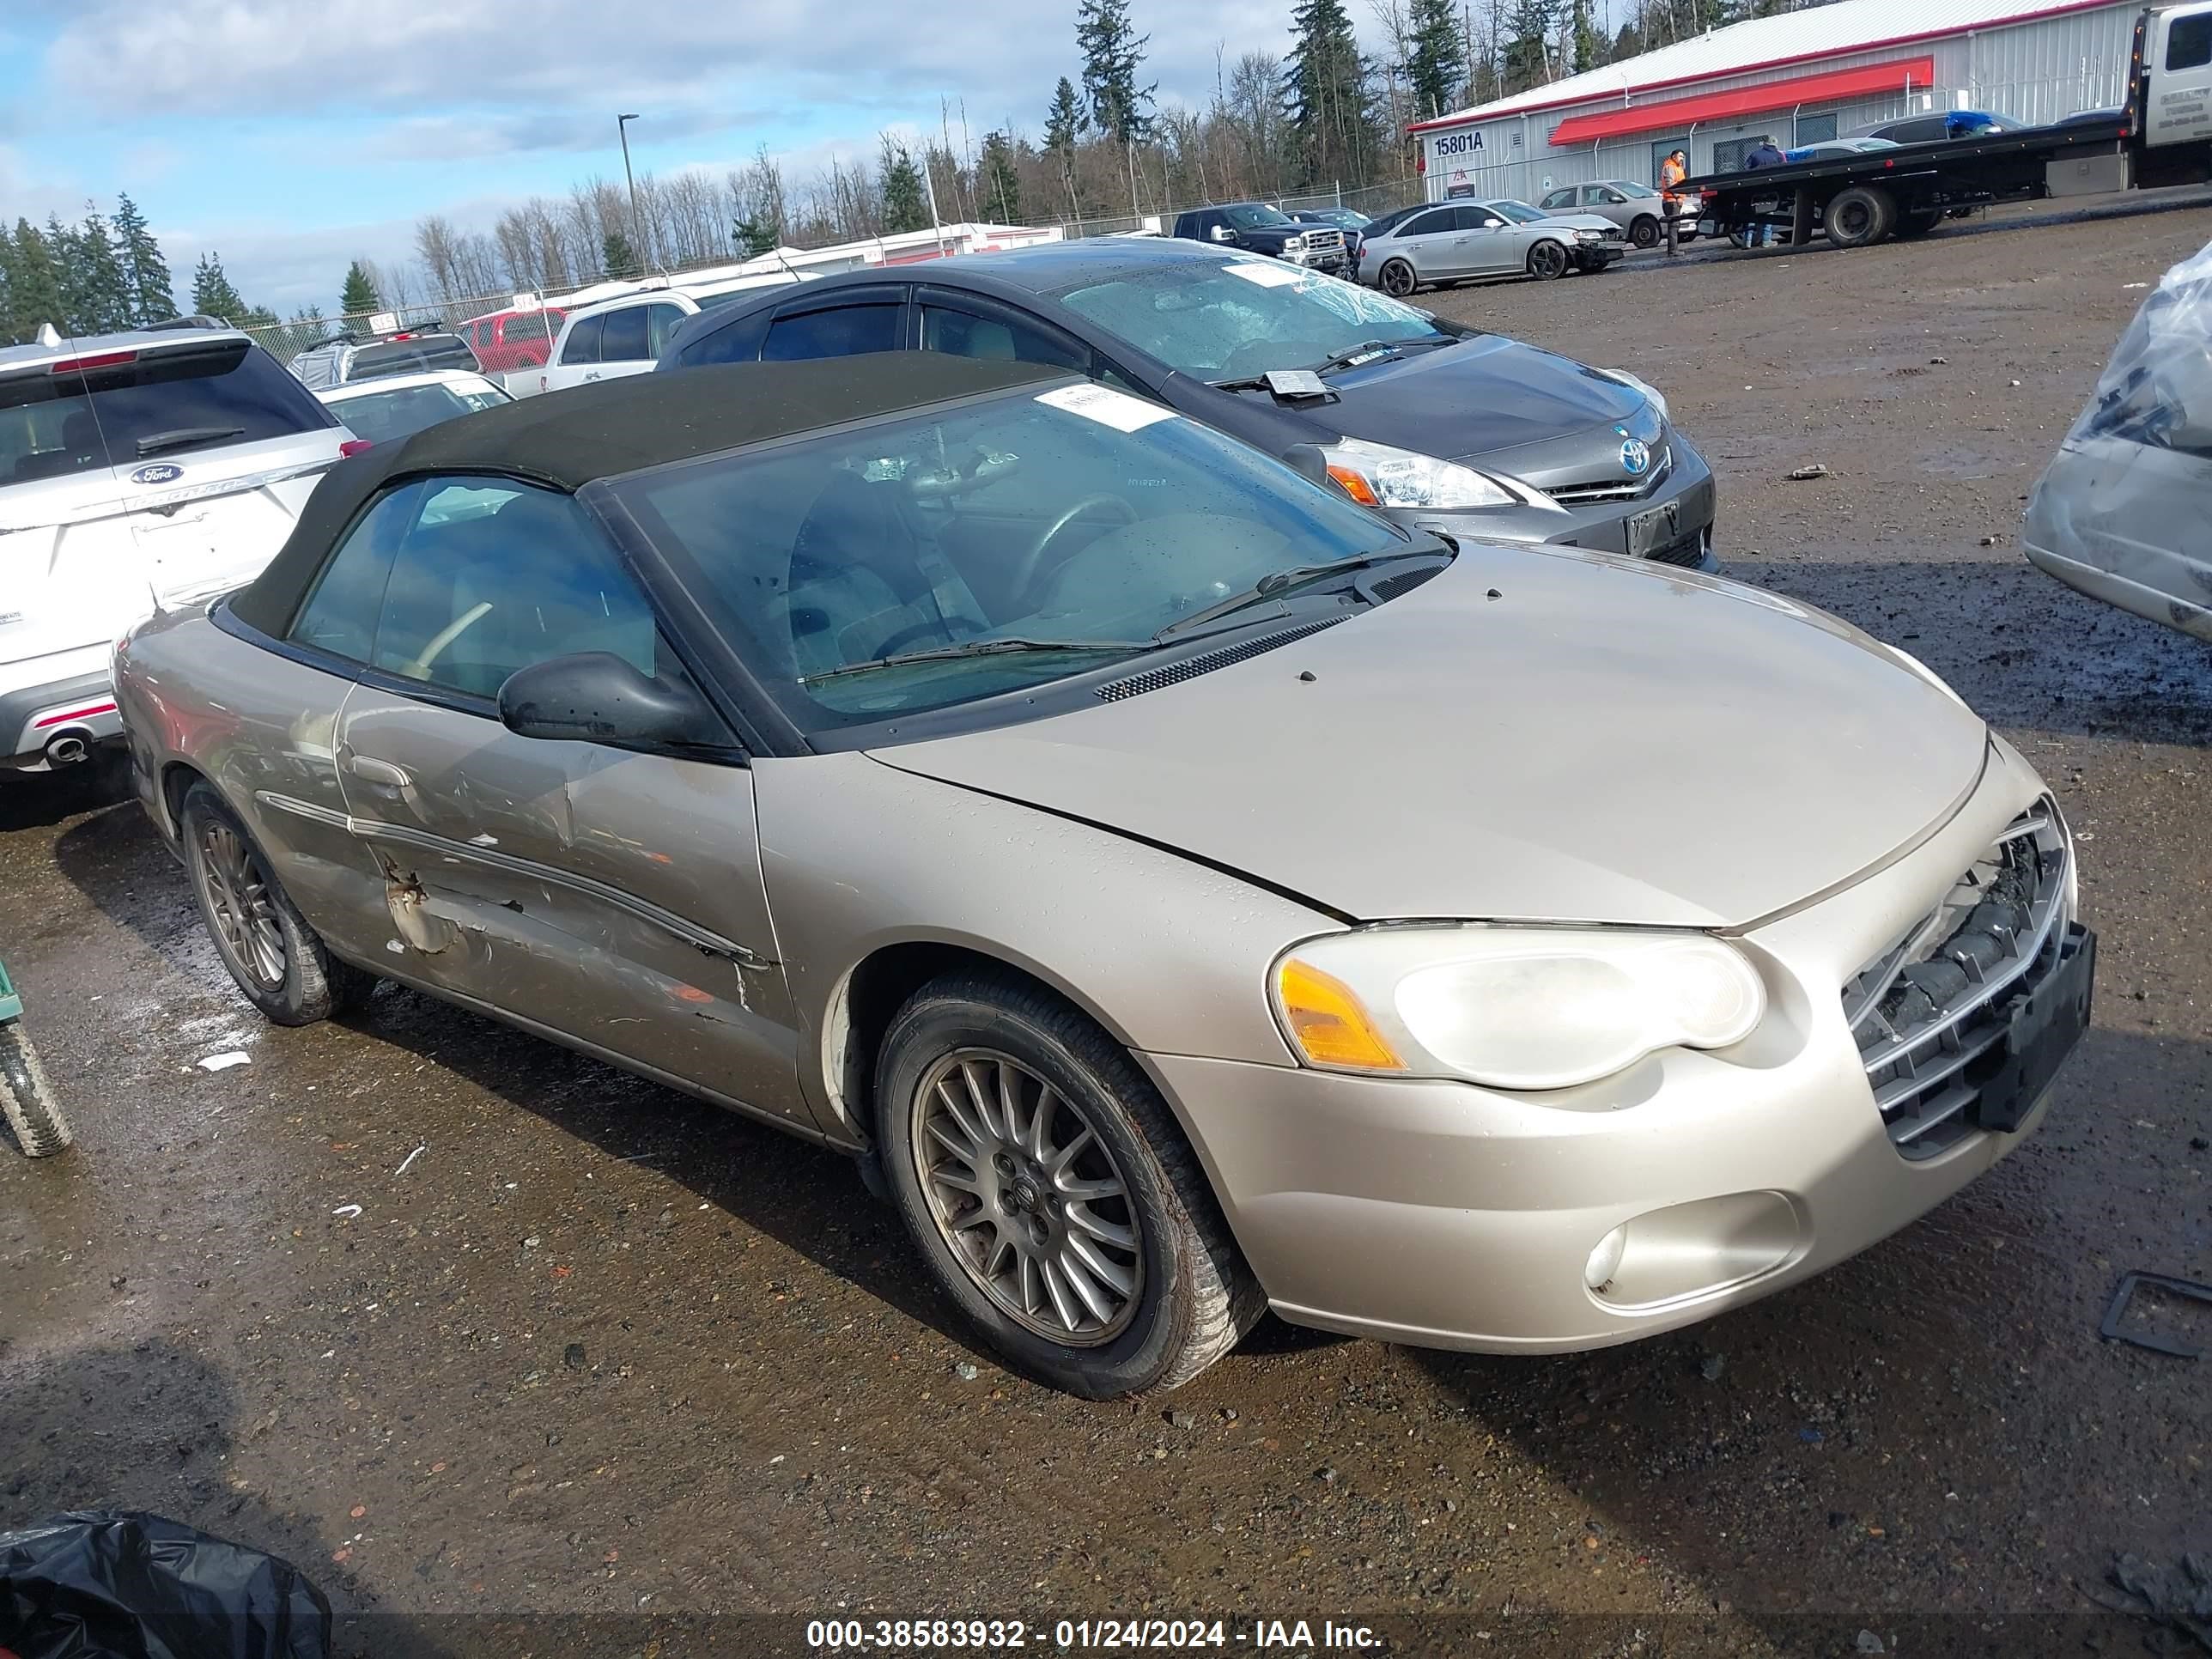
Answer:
[343,753,412,788]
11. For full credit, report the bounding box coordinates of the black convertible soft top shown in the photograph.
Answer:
[231,353,1067,636]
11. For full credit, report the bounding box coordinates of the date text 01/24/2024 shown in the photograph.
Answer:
[806,1619,1383,1650]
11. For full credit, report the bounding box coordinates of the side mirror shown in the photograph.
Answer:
[1208,225,1237,243]
[497,652,721,749]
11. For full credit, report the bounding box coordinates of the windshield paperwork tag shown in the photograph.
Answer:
[1224,261,1305,288]
[1035,383,1176,432]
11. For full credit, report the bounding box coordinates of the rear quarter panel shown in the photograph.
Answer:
[117,607,386,963]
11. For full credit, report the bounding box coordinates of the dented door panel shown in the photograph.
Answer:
[331,687,811,1128]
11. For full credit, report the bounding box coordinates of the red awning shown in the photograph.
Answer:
[1547,55,1936,145]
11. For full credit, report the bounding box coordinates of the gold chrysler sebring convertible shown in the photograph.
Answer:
[114,355,2094,1397]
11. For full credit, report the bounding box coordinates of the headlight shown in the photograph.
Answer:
[1575,228,1604,240]
[1285,234,1307,252]
[1317,436,1525,510]
[1598,368,1670,422]
[1273,926,1765,1091]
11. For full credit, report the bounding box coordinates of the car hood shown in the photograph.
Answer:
[1540,213,1622,233]
[1248,333,1649,461]
[870,547,1988,928]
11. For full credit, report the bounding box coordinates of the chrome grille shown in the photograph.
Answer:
[1299,228,1345,254]
[1544,446,1673,506]
[1843,801,2071,1159]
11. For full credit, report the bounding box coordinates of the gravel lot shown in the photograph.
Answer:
[5,193,2212,1657]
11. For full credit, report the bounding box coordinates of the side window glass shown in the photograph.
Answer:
[600,305,650,362]
[1540,189,1571,209]
[763,303,903,362]
[2171,12,2212,69]
[289,483,423,663]
[559,314,604,365]
[1402,210,1449,239]
[647,304,687,358]
[920,303,1085,369]
[371,480,660,700]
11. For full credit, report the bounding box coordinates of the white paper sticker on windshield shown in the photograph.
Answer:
[1035,383,1177,432]
[1223,261,1307,288]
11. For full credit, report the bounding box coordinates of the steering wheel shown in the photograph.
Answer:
[1012,494,1138,603]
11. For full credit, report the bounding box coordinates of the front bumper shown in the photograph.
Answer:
[1393,434,1719,572]
[1143,739,2080,1352]
[0,645,121,772]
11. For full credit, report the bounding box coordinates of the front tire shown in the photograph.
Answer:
[181,783,374,1027]
[1377,258,1418,298]
[1629,215,1660,248]
[877,972,1263,1398]
[1527,240,1570,281]
[1826,185,1895,248]
[0,1023,72,1157]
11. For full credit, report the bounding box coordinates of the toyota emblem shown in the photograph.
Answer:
[1620,438,1651,477]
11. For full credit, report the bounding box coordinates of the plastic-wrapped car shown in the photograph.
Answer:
[2023,237,2212,641]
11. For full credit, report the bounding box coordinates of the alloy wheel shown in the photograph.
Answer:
[197,822,286,989]
[910,1048,1146,1345]
[1530,240,1568,279]
[1380,260,1415,297]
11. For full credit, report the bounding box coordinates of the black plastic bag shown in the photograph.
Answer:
[0,1510,330,1659]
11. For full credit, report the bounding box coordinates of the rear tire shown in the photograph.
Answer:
[0,1023,72,1158]
[1378,258,1418,297]
[181,783,375,1027]
[876,971,1264,1398]
[1630,215,1660,248]
[1826,185,1895,248]
[1894,206,1942,239]
[1528,240,1570,281]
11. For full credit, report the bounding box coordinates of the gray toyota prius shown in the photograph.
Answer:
[659,239,1716,571]
[117,356,2091,1398]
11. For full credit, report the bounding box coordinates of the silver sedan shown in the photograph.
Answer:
[116,355,2094,1398]
[1535,179,1675,246]
[1358,198,1626,294]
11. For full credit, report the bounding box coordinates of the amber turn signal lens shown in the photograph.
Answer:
[1326,465,1382,507]
[1277,957,1404,1072]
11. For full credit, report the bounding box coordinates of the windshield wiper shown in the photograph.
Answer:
[799,636,1147,685]
[1152,549,1443,641]
[1312,340,1401,374]
[135,426,246,457]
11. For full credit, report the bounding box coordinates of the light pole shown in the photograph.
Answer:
[616,112,643,270]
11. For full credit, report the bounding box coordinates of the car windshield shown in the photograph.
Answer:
[328,381,505,443]
[1058,263,1451,381]
[1487,201,1547,223]
[601,382,1417,731]
[1225,204,1294,229]
[0,339,334,484]
[1613,181,1659,198]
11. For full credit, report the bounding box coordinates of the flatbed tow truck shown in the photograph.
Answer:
[1680,1,2212,249]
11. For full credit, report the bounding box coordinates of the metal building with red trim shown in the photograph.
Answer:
[1407,0,2136,204]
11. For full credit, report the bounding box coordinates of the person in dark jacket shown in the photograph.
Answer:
[1741,138,1788,244]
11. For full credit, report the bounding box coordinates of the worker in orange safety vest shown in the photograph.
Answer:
[1658,149,1689,218]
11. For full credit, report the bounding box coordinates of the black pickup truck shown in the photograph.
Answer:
[1683,2,2212,249]
[1169,204,1350,273]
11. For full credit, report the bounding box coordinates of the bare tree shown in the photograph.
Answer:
[412,215,461,300]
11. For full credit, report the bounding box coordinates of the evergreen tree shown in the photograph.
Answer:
[1502,0,1559,91]
[1043,77,1088,221]
[1283,0,1381,187]
[878,138,930,234]
[1075,0,1156,145]
[1406,0,1467,120]
[190,251,249,321]
[979,130,1024,223]
[340,259,382,316]
[46,215,88,332]
[111,194,174,323]
[600,229,641,280]
[75,205,134,333]
[8,220,67,338]
[239,305,280,330]
[732,218,780,258]
[1571,0,1601,72]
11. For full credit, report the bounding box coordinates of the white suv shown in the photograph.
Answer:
[0,323,353,775]
[524,273,809,398]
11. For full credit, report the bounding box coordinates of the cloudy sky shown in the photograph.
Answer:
[3,0,1381,314]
